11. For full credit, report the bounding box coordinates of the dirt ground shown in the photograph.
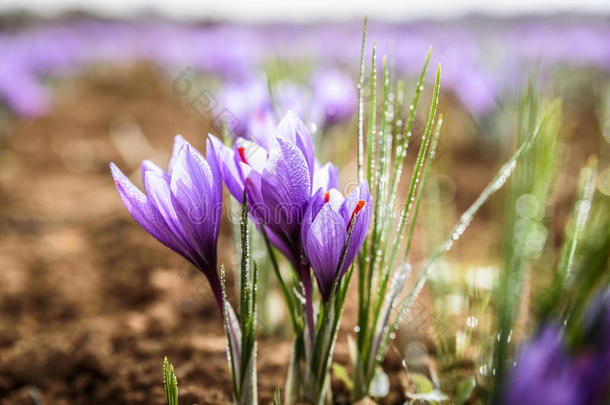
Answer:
[0,64,600,405]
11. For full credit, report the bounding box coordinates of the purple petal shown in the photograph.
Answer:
[304,204,347,299]
[312,161,339,193]
[262,224,299,269]
[110,162,189,260]
[301,189,326,248]
[168,135,188,174]
[260,137,311,242]
[169,144,220,270]
[144,169,192,253]
[340,182,372,275]
[274,111,315,183]
[208,134,244,201]
[141,159,165,185]
[247,106,276,150]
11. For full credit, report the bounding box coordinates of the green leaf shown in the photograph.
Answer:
[386,48,432,225]
[383,100,553,362]
[273,387,281,405]
[370,64,441,372]
[332,363,354,391]
[556,157,597,285]
[163,356,178,405]
[404,116,444,256]
[409,372,433,394]
[240,190,251,336]
[357,16,368,184]
[454,377,476,405]
[220,266,240,399]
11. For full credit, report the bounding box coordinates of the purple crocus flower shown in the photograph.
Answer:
[504,290,610,405]
[301,183,371,300]
[209,111,338,269]
[504,325,580,405]
[310,68,357,126]
[109,135,223,309]
[219,77,276,147]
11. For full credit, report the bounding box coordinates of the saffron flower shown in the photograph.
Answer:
[503,325,579,405]
[504,289,610,405]
[311,68,357,126]
[301,183,371,300]
[209,111,338,269]
[109,135,223,308]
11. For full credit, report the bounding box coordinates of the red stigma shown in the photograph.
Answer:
[324,191,330,203]
[347,200,366,231]
[237,147,249,165]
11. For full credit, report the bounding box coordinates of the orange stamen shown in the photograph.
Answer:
[347,200,366,231]
[324,191,330,203]
[237,147,249,164]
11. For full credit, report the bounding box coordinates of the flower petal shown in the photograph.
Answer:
[141,159,165,185]
[304,204,347,299]
[168,134,188,173]
[312,161,339,194]
[274,111,315,182]
[340,182,372,275]
[110,162,188,259]
[144,169,192,253]
[260,137,312,243]
[301,188,326,250]
[235,137,267,172]
[208,134,244,201]
[169,143,221,270]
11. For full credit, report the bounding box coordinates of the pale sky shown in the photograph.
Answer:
[1,0,609,21]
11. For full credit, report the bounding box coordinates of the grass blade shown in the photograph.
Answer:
[404,115,444,256]
[556,157,597,282]
[380,104,552,361]
[357,17,368,184]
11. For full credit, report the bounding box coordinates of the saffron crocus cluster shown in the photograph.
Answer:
[209,111,339,269]
[218,71,356,146]
[110,135,223,308]
[302,185,371,300]
[209,110,371,404]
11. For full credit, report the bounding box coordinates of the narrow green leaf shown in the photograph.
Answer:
[367,56,392,296]
[357,39,377,357]
[260,225,299,332]
[387,48,432,217]
[404,115,443,256]
[273,387,281,405]
[381,104,552,360]
[357,16,368,184]
[387,63,441,276]
[556,157,597,283]
[163,356,179,405]
[366,43,378,187]
[332,363,354,391]
[221,266,240,400]
[240,190,251,335]
[367,65,441,369]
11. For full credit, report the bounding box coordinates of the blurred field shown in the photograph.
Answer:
[0,16,608,405]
